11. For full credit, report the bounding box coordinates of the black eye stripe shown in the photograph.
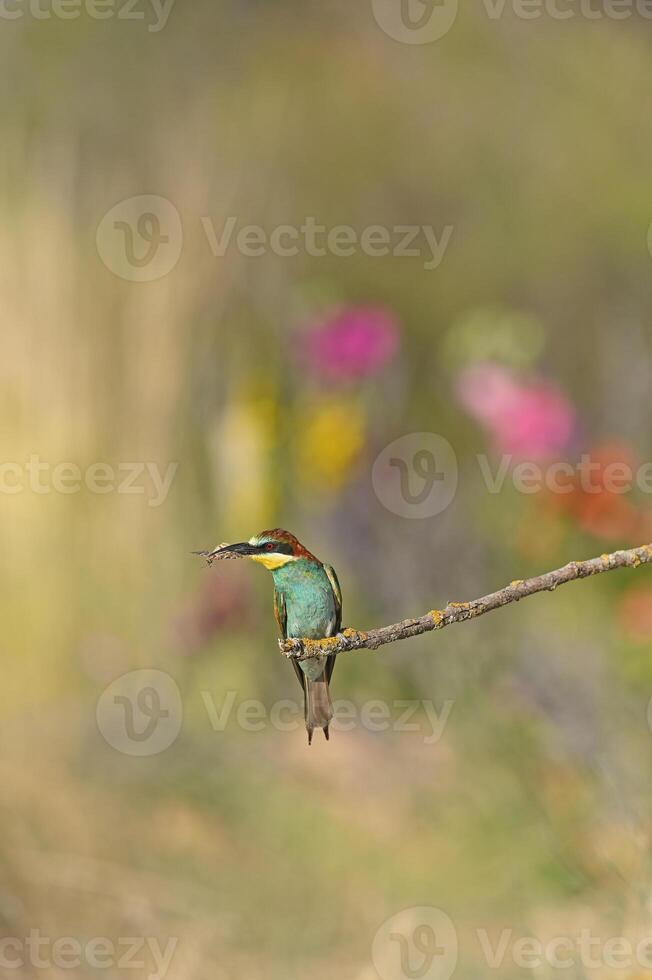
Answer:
[259,541,293,555]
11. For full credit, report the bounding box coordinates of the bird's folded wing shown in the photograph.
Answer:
[323,564,343,633]
[273,587,287,640]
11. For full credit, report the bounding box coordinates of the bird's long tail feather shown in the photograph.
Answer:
[304,676,333,745]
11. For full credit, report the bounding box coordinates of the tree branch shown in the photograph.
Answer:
[281,542,652,661]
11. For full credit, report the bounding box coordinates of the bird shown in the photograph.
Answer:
[194,529,342,744]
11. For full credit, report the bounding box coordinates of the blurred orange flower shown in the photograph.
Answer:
[549,442,651,542]
[618,585,652,642]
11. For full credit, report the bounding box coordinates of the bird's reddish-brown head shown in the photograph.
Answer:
[195,528,320,570]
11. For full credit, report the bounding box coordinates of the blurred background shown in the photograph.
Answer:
[2,2,652,977]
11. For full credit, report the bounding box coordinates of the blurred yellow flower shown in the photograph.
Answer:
[211,393,277,532]
[296,399,365,494]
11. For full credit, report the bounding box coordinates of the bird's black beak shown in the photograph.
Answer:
[218,542,258,557]
[193,541,258,563]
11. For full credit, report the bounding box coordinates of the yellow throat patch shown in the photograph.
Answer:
[250,553,298,570]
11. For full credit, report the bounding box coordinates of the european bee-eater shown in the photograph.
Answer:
[195,529,342,744]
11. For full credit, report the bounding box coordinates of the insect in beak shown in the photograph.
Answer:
[192,542,258,564]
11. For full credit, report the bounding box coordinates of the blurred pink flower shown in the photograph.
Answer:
[456,362,576,460]
[300,305,399,382]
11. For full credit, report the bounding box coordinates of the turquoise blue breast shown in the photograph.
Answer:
[272,559,338,640]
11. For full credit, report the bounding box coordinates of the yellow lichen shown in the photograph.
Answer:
[318,637,334,649]
[510,580,523,588]
[342,627,367,640]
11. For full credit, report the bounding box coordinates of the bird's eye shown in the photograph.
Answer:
[265,542,274,551]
